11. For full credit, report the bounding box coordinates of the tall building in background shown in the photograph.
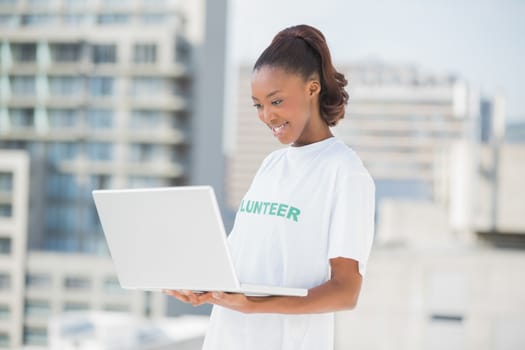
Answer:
[0,0,228,348]
[226,61,482,213]
[0,0,196,254]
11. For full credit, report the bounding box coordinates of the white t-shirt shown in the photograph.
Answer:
[202,136,375,350]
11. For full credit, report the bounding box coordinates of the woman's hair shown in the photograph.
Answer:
[253,24,348,126]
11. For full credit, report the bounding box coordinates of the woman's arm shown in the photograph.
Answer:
[165,257,363,314]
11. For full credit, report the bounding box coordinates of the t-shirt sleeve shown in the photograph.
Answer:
[327,172,375,276]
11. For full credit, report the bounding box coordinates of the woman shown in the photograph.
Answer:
[165,24,375,349]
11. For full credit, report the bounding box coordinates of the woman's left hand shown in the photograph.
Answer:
[201,291,258,313]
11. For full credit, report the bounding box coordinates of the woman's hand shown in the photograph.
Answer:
[162,290,211,307]
[163,290,259,313]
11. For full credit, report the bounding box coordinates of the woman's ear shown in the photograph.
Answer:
[308,80,321,96]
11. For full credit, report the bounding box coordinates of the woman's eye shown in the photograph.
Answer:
[253,103,262,109]
[272,99,283,106]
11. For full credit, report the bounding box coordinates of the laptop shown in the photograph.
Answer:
[92,186,307,297]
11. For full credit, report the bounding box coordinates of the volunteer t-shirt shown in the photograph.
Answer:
[202,136,375,350]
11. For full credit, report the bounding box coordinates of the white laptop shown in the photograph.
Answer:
[92,186,307,297]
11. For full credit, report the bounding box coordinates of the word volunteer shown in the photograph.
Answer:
[239,199,301,222]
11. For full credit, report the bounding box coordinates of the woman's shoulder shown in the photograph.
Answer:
[326,138,371,177]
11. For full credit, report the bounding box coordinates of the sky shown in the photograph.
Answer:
[228,0,525,122]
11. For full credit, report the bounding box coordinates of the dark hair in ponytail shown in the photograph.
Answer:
[253,24,348,126]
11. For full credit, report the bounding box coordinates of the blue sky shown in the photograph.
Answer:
[229,0,525,122]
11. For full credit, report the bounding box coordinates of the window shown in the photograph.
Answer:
[0,273,10,290]
[23,327,47,346]
[87,109,113,129]
[92,44,116,64]
[133,43,157,64]
[64,276,91,290]
[24,300,50,317]
[89,77,113,96]
[47,142,78,163]
[10,76,36,96]
[12,43,37,62]
[0,14,19,28]
[129,110,163,129]
[97,14,129,25]
[50,43,82,62]
[48,109,79,129]
[128,143,155,162]
[63,302,89,311]
[0,238,11,255]
[0,332,8,348]
[21,14,56,26]
[49,76,83,97]
[130,77,166,97]
[103,304,129,312]
[128,176,164,188]
[26,273,52,289]
[0,305,9,319]
[46,174,78,199]
[86,142,113,161]
[0,205,12,218]
[0,173,12,192]
[103,277,124,294]
[46,205,76,231]
[9,108,34,128]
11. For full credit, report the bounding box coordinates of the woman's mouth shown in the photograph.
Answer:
[270,122,289,137]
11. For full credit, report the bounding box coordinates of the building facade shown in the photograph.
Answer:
[0,150,29,348]
[0,0,194,253]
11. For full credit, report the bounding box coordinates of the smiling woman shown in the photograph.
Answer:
[165,24,375,350]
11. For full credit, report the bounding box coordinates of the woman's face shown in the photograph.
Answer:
[251,66,328,146]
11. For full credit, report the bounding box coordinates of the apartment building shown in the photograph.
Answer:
[0,150,29,348]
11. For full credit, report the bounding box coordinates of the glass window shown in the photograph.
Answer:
[128,143,155,162]
[89,77,113,96]
[129,110,163,129]
[63,14,88,26]
[64,276,91,290]
[0,305,9,319]
[10,76,36,96]
[89,175,112,191]
[0,205,12,218]
[86,142,113,161]
[49,76,83,97]
[133,43,157,64]
[0,14,19,28]
[50,43,82,63]
[92,44,116,64]
[97,13,129,25]
[48,109,79,128]
[46,174,78,199]
[26,273,52,289]
[103,277,125,294]
[46,205,77,231]
[128,176,164,188]
[141,13,167,24]
[0,238,11,255]
[21,14,56,26]
[0,173,12,192]
[23,327,47,346]
[0,332,8,348]
[87,109,113,129]
[24,300,50,317]
[11,43,37,63]
[130,77,166,97]
[63,302,89,311]
[27,0,53,8]
[47,142,78,163]
[9,108,34,128]
[0,273,10,290]
[103,304,129,312]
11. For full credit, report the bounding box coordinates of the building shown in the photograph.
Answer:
[0,0,229,347]
[0,150,29,348]
[226,61,482,212]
